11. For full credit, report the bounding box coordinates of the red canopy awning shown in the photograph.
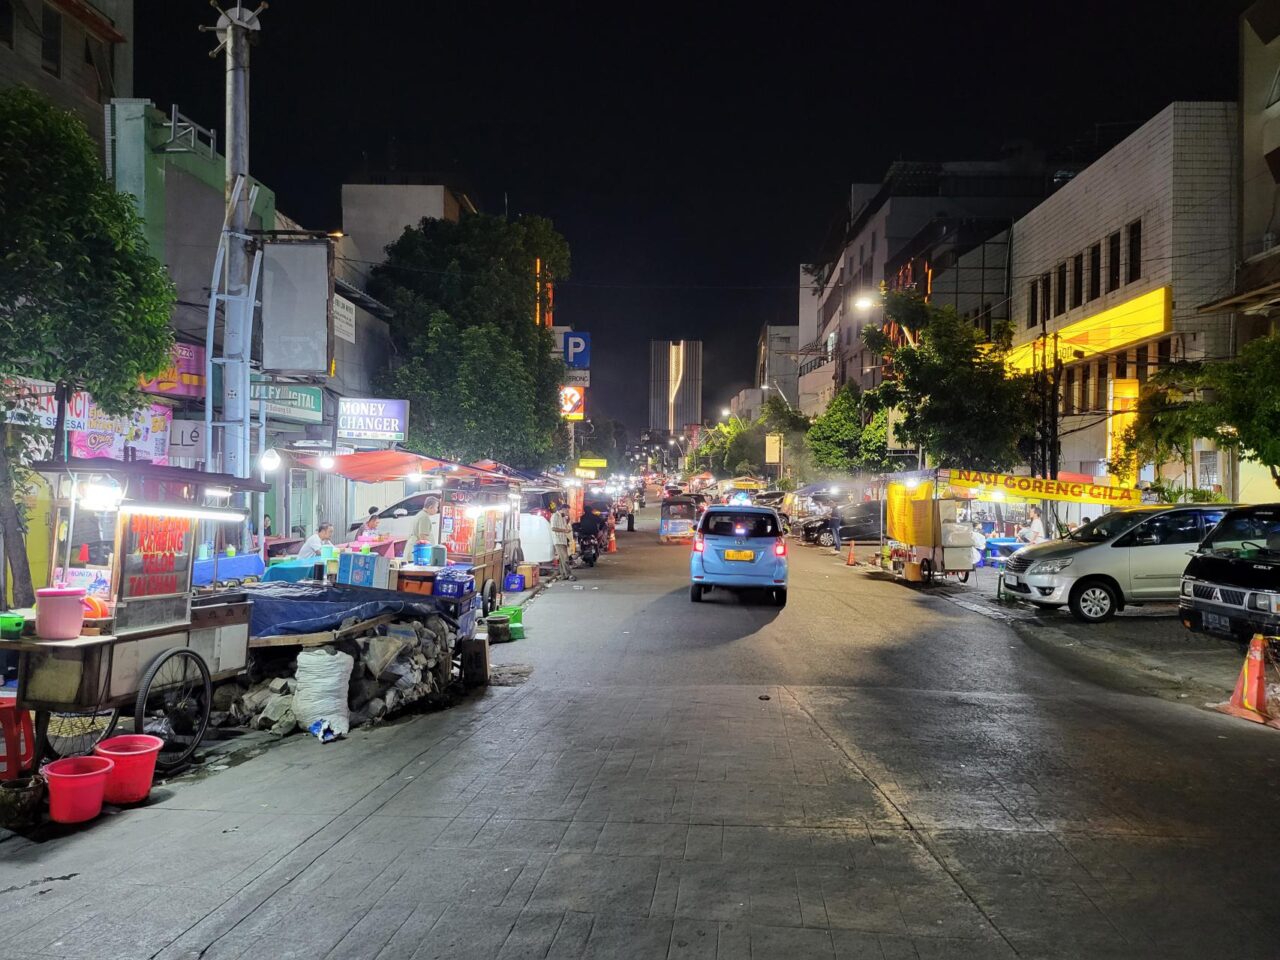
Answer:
[296,450,505,483]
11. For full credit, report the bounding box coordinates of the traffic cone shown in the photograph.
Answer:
[607,531,617,553]
[845,541,858,566]
[1215,635,1274,725]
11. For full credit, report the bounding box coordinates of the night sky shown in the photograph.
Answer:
[135,1,1246,432]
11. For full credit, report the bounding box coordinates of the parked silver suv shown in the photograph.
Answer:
[1002,504,1232,622]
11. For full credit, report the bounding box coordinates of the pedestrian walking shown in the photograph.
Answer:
[828,505,843,555]
[550,504,576,581]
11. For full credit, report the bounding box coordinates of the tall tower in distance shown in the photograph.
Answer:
[648,340,703,435]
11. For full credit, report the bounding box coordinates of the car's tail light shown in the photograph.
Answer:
[774,538,787,557]
[693,535,705,553]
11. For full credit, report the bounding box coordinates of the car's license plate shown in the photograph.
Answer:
[725,549,755,561]
[1005,574,1020,585]
[1203,612,1232,634]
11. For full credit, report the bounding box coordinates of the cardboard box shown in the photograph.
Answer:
[903,561,924,583]
[516,562,540,588]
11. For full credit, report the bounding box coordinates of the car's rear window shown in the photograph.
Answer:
[701,512,779,538]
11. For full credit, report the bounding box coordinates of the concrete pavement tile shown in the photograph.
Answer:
[500,853,553,910]
[716,922,836,960]
[796,870,830,928]
[683,824,723,861]
[594,821,690,858]
[672,861,753,922]
[650,860,681,917]
[747,864,804,927]
[891,881,993,939]
[494,910,569,959]
[429,815,494,848]
[667,917,718,959]
[372,904,448,960]
[544,910,596,959]
[558,820,607,852]
[526,853,661,917]
[924,828,1087,879]
[808,867,908,935]
[405,903,521,960]
[578,913,675,960]
[324,901,418,960]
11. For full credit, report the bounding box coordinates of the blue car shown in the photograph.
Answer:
[690,505,788,606]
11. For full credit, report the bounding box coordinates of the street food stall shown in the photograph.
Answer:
[296,450,520,615]
[880,468,1142,584]
[0,459,267,768]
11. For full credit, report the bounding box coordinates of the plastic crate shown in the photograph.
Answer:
[504,573,525,592]
[433,574,476,598]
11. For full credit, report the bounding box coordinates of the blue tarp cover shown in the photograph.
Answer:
[244,581,453,638]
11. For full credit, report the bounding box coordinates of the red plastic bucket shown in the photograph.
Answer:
[94,735,164,804]
[43,756,114,824]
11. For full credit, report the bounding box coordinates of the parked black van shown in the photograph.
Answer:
[1180,503,1280,642]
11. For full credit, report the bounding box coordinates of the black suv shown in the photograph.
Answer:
[1180,503,1280,642]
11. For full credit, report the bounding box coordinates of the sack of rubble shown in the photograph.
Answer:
[293,646,355,739]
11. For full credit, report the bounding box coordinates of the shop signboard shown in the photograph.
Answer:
[578,457,608,469]
[947,470,1141,507]
[141,342,206,398]
[333,294,357,344]
[765,433,783,465]
[251,379,325,424]
[337,397,409,442]
[260,239,334,376]
[574,467,597,480]
[559,385,585,421]
[564,369,590,387]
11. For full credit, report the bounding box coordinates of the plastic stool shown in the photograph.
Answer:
[0,697,35,780]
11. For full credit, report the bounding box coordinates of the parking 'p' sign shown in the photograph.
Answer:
[563,332,591,369]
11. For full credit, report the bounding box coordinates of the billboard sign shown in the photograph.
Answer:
[578,457,608,469]
[338,397,409,442]
[765,433,783,465]
[559,385,585,421]
[333,294,357,344]
[251,379,324,424]
[141,342,206,399]
[563,332,591,369]
[260,239,334,375]
[563,369,590,387]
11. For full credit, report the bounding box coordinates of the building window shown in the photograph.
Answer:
[1198,450,1219,488]
[1157,337,1171,367]
[41,4,62,76]
[1071,253,1084,309]
[1080,364,1091,412]
[0,0,14,48]
[1039,274,1050,323]
[1115,354,1127,379]
[1127,219,1142,283]
[1096,360,1109,410]
[1088,243,1102,301]
[1063,369,1076,415]
[1106,231,1121,292]
[1135,345,1149,383]
[1027,281,1038,329]
[1054,263,1067,316]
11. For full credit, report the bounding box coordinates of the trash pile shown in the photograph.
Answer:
[211,613,458,738]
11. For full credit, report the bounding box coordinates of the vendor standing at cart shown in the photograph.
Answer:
[402,496,441,560]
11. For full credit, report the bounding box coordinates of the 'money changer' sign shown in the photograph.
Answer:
[337,397,409,442]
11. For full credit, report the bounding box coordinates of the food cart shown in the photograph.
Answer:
[880,468,1143,584]
[0,459,267,768]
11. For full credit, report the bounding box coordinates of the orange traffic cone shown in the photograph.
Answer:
[607,531,617,553]
[1215,635,1274,725]
[845,541,858,566]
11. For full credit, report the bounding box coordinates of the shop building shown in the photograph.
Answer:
[0,0,132,148]
[648,340,703,435]
[1005,101,1238,488]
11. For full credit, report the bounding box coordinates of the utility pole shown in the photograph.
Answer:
[202,3,266,481]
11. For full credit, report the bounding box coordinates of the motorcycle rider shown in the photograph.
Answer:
[576,506,608,557]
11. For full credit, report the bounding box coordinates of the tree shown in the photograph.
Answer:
[0,88,175,604]
[370,213,569,469]
[805,385,863,472]
[865,292,1034,471]
[1122,335,1280,491]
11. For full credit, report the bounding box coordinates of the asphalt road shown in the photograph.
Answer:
[3,502,1280,960]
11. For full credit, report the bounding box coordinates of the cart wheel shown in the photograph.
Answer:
[135,648,211,770]
[481,579,499,617]
[956,570,970,584]
[36,708,120,761]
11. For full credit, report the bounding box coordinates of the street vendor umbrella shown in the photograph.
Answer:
[297,450,503,483]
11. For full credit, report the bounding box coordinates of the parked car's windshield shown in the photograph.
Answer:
[700,512,780,538]
[1199,508,1280,556]
[1066,509,1147,543]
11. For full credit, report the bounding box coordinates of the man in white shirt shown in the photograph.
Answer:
[550,505,576,581]
[1018,506,1046,544]
[298,522,334,559]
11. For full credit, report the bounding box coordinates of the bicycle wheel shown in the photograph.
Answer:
[135,648,211,770]
[37,708,120,760]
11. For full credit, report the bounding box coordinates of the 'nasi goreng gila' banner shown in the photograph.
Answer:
[948,470,1140,507]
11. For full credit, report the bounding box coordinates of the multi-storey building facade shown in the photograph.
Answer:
[1005,101,1238,486]
[0,0,132,147]
[648,340,703,435]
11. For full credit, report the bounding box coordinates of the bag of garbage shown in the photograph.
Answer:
[293,646,354,739]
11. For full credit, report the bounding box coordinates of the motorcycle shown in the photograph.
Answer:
[573,523,605,567]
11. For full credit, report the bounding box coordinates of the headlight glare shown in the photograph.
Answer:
[1028,557,1074,576]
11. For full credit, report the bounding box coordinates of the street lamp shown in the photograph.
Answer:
[721,407,731,418]
[853,294,876,311]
